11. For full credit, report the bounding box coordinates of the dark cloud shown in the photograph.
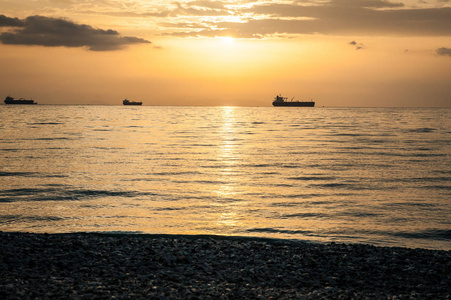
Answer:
[0,15,24,27]
[0,15,150,51]
[162,0,451,38]
[349,40,366,50]
[436,47,451,56]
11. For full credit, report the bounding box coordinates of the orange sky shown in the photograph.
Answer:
[0,0,450,106]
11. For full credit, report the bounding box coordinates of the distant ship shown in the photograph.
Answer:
[4,96,37,105]
[123,99,142,106]
[272,95,315,107]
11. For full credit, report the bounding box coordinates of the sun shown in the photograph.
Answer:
[220,36,235,46]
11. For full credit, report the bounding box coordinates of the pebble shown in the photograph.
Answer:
[0,232,450,299]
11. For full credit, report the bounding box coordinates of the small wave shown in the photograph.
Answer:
[0,214,64,224]
[282,164,299,169]
[411,153,447,158]
[282,193,323,199]
[392,229,451,241]
[0,172,67,178]
[282,212,329,219]
[35,137,71,140]
[187,143,217,147]
[252,164,274,168]
[309,200,336,206]
[272,183,294,187]
[127,178,164,182]
[0,171,35,177]
[424,185,451,191]
[93,147,126,150]
[407,127,437,133]
[311,183,350,188]
[0,215,17,222]
[338,211,382,218]
[435,170,451,175]
[270,202,302,207]
[328,228,451,242]
[28,122,63,125]
[73,190,139,198]
[288,176,336,181]
[328,133,364,137]
[0,148,21,152]
[46,174,68,178]
[386,202,437,208]
[385,177,450,183]
[152,171,201,176]
[194,180,230,185]
[154,207,184,211]
[247,228,315,235]
[0,188,146,202]
[22,216,64,221]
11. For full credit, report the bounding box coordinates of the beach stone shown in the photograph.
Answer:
[0,232,450,299]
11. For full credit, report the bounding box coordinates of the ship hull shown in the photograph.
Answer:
[123,102,142,105]
[4,100,37,105]
[273,101,315,107]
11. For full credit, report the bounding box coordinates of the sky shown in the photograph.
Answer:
[0,0,450,106]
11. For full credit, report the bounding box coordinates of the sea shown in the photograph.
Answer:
[1,105,450,250]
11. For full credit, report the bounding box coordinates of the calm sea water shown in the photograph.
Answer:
[0,105,450,250]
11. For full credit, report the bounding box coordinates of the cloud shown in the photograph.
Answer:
[349,40,366,50]
[160,0,451,38]
[0,15,150,51]
[328,0,404,8]
[436,47,451,56]
[0,15,24,27]
[169,1,231,17]
[188,1,226,10]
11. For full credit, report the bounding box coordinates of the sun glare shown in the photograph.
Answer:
[220,37,235,45]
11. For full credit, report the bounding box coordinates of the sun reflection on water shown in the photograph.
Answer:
[218,106,239,164]
[213,107,243,231]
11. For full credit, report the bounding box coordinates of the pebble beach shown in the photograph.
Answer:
[1,232,450,299]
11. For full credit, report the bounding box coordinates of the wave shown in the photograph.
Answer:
[310,183,350,188]
[406,127,437,133]
[0,188,156,203]
[424,185,451,191]
[0,215,64,222]
[27,122,64,125]
[247,228,451,242]
[282,212,329,219]
[270,194,323,201]
[0,172,67,178]
[288,176,336,181]
[390,229,451,240]
[0,171,36,177]
[247,228,315,236]
[340,228,451,242]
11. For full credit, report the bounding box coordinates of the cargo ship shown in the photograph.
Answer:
[4,96,37,105]
[123,99,142,106]
[272,95,314,107]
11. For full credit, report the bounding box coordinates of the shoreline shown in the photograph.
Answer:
[1,232,450,299]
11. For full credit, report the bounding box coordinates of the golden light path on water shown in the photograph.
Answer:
[215,107,241,230]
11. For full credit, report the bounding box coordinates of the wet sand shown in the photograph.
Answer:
[1,232,449,299]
